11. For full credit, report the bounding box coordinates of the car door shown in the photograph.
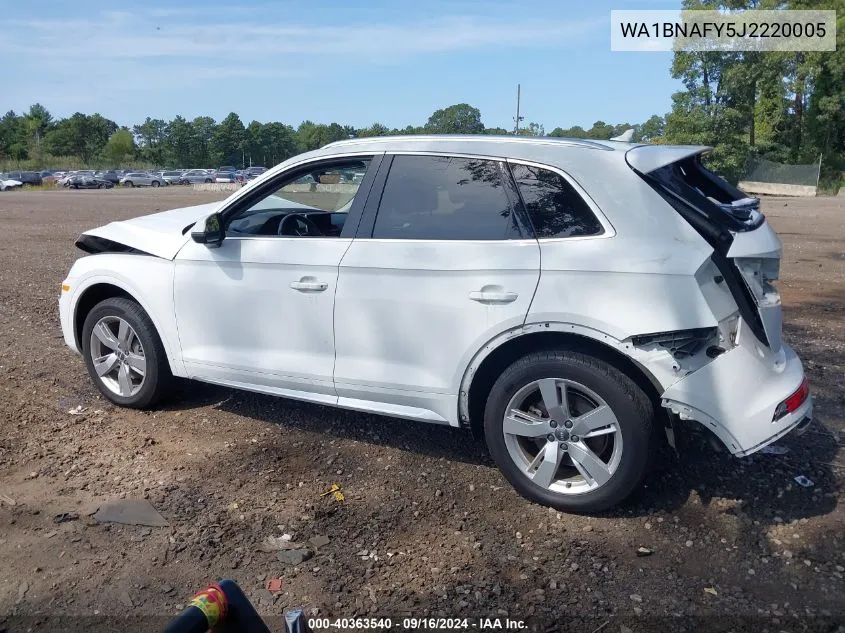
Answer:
[333,153,541,425]
[173,153,382,402]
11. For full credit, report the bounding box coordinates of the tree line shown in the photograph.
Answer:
[1,0,842,187]
[0,103,646,173]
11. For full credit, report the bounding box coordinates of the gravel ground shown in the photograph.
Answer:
[0,188,843,632]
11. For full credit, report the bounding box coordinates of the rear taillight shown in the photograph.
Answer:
[735,257,781,305]
[773,378,809,421]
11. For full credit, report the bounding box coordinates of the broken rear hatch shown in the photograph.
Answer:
[75,201,221,260]
[627,145,783,352]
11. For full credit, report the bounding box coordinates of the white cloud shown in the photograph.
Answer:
[1,8,604,118]
[1,12,604,60]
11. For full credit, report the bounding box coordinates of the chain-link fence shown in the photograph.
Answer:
[742,155,822,187]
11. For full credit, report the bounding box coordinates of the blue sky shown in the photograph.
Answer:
[3,0,684,131]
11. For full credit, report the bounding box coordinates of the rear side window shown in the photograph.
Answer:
[372,155,522,240]
[510,164,603,238]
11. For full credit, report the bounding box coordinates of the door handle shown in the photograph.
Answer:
[469,289,518,304]
[290,278,328,292]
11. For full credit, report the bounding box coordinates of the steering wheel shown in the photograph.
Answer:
[278,213,323,237]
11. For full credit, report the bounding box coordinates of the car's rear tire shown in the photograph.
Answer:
[124,181,133,188]
[484,350,653,513]
[81,297,172,409]
[151,180,160,188]
[204,178,212,183]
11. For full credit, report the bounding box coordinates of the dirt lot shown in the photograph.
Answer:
[0,188,843,632]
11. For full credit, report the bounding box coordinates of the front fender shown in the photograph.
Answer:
[62,254,186,377]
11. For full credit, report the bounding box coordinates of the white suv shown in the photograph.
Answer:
[59,135,812,512]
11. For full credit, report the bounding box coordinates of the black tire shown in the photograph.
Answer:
[204,178,212,183]
[124,181,134,188]
[483,350,653,513]
[81,297,172,409]
[151,180,160,188]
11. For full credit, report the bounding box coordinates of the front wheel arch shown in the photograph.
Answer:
[73,283,133,351]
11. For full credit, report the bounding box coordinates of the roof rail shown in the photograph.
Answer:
[322,134,613,151]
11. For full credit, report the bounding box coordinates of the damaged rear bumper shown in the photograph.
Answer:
[660,322,812,456]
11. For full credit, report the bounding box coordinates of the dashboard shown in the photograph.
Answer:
[227,209,347,237]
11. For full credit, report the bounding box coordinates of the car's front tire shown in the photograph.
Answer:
[124,181,133,188]
[81,297,171,409]
[151,180,160,188]
[484,350,653,513]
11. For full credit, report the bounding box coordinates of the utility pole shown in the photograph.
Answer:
[513,84,524,135]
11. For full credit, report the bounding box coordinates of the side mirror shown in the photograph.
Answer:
[191,212,224,247]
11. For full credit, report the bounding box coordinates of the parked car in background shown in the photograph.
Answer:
[0,173,24,191]
[214,171,238,183]
[161,170,186,185]
[57,173,76,187]
[5,171,43,187]
[95,170,121,184]
[181,169,214,184]
[218,165,237,173]
[120,172,164,187]
[247,166,267,179]
[66,175,115,189]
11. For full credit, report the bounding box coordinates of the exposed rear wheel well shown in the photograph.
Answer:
[465,331,664,439]
[73,283,132,350]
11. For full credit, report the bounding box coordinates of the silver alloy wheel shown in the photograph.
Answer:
[503,378,623,495]
[89,316,146,397]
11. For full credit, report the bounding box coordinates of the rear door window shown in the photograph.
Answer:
[510,163,603,238]
[372,155,522,240]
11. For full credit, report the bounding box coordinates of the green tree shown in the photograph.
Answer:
[0,111,28,161]
[637,115,665,142]
[517,122,544,136]
[24,103,53,158]
[190,116,216,167]
[296,120,347,152]
[263,122,297,165]
[43,113,117,164]
[549,125,587,138]
[424,104,484,134]
[357,122,390,138]
[103,128,136,165]
[133,117,168,165]
[163,115,194,167]
[211,112,246,166]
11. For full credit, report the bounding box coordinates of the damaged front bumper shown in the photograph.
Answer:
[660,320,812,457]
